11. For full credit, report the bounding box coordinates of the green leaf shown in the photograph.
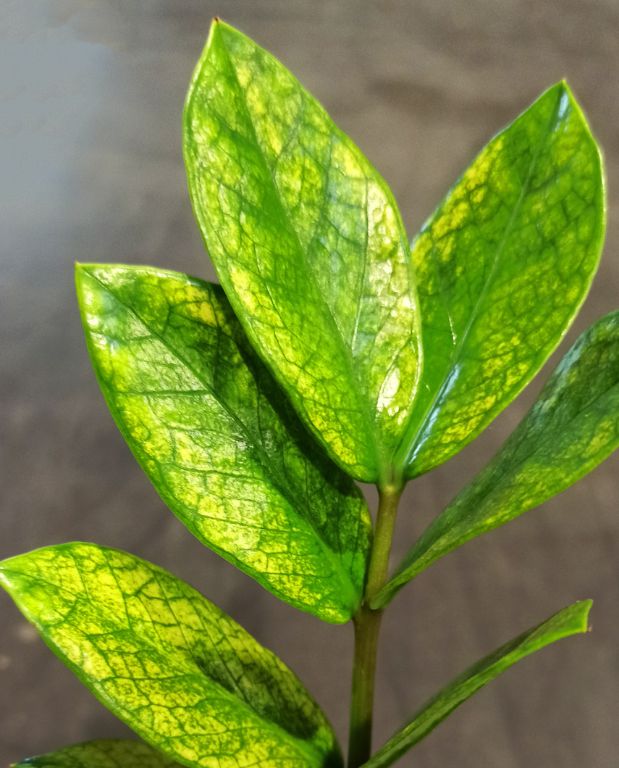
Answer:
[393,82,605,478]
[362,601,592,768]
[75,264,370,624]
[0,543,342,768]
[374,313,619,608]
[12,740,180,768]
[183,20,421,483]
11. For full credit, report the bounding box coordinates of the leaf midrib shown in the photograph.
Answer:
[212,27,381,475]
[82,267,360,610]
[395,86,566,472]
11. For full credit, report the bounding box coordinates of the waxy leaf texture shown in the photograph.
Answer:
[395,82,605,478]
[362,601,591,768]
[184,20,422,483]
[0,544,341,768]
[12,740,180,768]
[375,313,619,607]
[76,264,370,623]
[3,20,612,768]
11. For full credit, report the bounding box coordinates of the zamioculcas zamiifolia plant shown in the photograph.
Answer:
[2,18,618,768]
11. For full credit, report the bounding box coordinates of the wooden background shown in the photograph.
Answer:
[1,1,617,765]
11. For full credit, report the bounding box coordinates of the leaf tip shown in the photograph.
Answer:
[552,79,602,167]
[208,15,232,42]
[75,261,98,270]
[557,76,571,92]
[0,555,18,593]
[580,598,594,633]
[74,261,97,278]
[565,598,593,636]
[74,262,94,299]
[74,261,88,284]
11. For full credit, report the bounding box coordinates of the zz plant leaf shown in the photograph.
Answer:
[12,740,182,768]
[1,17,616,768]
[184,20,422,484]
[0,544,342,768]
[374,311,619,607]
[76,264,370,623]
[395,81,605,478]
[362,601,592,768]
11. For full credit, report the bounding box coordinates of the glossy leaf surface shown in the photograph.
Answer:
[395,82,605,478]
[362,601,591,768]
[0,544,341,768]
[12,740,180,768]
[76,264,370,623]
[374,313,619,607]
[184,20,421,483]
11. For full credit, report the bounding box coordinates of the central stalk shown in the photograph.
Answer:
[347,483,402,768]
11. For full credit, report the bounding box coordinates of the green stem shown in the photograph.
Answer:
[348,483,402,768]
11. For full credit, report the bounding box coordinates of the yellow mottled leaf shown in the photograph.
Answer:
[76,264,370,624]
[184,20,421,483]
[1,544,342,768]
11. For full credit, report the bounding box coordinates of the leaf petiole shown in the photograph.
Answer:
[348,483,402,768]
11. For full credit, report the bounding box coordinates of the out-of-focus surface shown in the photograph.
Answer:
[1,1,617,765]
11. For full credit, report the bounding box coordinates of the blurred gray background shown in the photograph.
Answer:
[1,1,617,766]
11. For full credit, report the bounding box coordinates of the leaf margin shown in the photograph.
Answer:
[11,739,181,768]
[372,311,619,609]
[361,600,592,768]
[0,542,342,768]
[183,17,423,485]
[75,261,371,624]
[394,80,606,479]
